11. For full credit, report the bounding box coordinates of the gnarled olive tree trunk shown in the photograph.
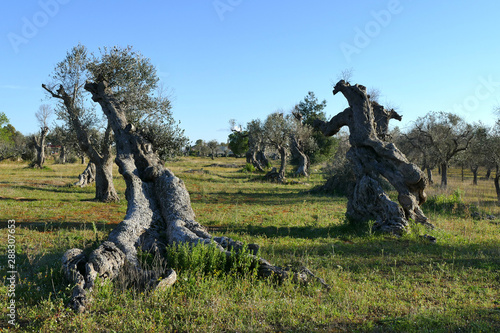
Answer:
[43,85,119,202]
[32,126,49,168]
[291,136,309,177]
[62,77,326,313]
[74,162,96,187]
[314,80,433,234]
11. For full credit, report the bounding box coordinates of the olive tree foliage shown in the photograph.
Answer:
[246,119,269,171]
[290,109,316,177]
[207,140,218,159]
[43,44,119,202]
[44,44,186,199]
[262,111,294,182]
[405,111,475,188]
[47,124,79,164]
[461,123,490,185]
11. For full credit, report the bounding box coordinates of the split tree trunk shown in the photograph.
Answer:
[291,136,309,177]
[32,127,49,168]
[42,84,119,203]
[61,77,323,313]
[74,162,96,187]
[314,80,433,234]
[471,166,478,185]
[278,146,287,182]
[246,150,264,172]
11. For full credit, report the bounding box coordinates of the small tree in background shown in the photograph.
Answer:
[0,112,25,162]
[263,111,291,182]
[207,140,218,159]
[409,111,475,188]
[31,104,52,168]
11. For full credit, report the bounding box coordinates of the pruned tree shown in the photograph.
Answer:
[399,127,438,184]
[44,45,185,202]
[290,109,315,177]
[31,104,52,168]
[263,111,291,182]
[43,44,119,202]
[464,124,490,185]
[246,119,268,171]
[47,124,78,164]
[410,111,475,188]
[314,80,433,234]
[61,76,326,313]
[207,140,218,160]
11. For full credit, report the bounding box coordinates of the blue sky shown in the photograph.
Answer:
[1,0,500,144]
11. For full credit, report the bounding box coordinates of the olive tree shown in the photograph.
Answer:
[409,111,475,188]
[31,104,52,168]
[61,75,326,313]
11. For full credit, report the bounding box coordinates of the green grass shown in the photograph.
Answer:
[0,158,499,332]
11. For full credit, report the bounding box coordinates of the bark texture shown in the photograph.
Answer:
[74,162,96,187]
[42,84,119,202]
[62,77,326,313]
[314,80,433,233]
[32,127,48,168]
[291,136,309,177]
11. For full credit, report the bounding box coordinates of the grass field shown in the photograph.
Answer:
[0,157,499,332]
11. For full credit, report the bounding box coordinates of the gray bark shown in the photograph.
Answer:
[471,165,478,185]
[42,84,119,202]
[291,136,309,177]
[59,146,67,164]
[32,127,49,168]
[440,163,448,187]
[74,162,96,187]
[314,80,433,234]
[61,77,326,313]
[426,167,434,184]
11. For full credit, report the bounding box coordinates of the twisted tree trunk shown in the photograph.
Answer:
[42,84,119,202]
[471,165,479,185]
[291,136,309,177]
[32,127,48,168]
[314,80,433,234]
[61,78,326,313]
[74,162,96,187]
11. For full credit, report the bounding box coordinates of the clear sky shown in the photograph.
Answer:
[1,0,500,144]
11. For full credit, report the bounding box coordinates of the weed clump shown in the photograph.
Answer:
[422,189,478,217]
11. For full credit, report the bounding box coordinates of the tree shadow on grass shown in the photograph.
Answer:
[15,184,92,195]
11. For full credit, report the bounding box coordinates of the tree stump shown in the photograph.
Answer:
[314,80,434,234]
